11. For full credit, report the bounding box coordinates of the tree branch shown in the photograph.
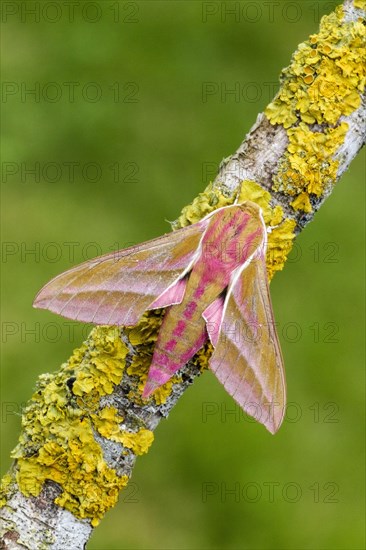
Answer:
[1,1,365,548]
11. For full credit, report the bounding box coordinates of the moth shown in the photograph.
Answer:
[34,201,286,433]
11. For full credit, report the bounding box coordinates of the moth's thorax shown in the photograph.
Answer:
[199,204,264,275]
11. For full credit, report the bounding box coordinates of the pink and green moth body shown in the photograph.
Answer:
[34,201,286,433]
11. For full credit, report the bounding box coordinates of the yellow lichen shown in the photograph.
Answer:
[10,326,133,526]
[0,473,14,507]
[265,5,365,211]
[274,122,349,198]
[270,206,284,227]
[119,428,154,455]
[291,192,312,213]
[174,181,234,229]
[354,0,366,10]
[267,219,297,280]
[266,7,365,127]
[151,376,182,405]
[192,342,213,371]
[237,180,272,221]
[91,404,154,454]
[126,310,163,347]
[92,407,124,440]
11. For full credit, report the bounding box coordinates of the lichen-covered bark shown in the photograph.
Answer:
[1,1,365,548]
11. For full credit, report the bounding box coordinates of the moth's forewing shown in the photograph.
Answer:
[33,219,209,325]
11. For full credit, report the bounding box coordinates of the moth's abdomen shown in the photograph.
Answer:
[143,302,207,396]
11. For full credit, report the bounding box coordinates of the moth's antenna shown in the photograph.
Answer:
[266,223,282,233]
[233,188,241,205]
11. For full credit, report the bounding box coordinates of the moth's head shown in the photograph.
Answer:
[238,200,262,219]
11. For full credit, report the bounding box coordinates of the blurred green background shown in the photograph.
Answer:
[1,1,365,549]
